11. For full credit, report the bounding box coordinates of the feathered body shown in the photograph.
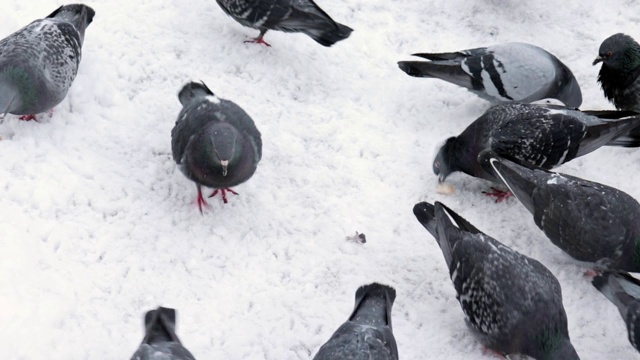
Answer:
[413,201,580,359]
[215,0,352,46]
[131,307,196,360]
[0,4,94,116]
[482,153,640,271]
[398,43,582,107]
[313,283,398,360]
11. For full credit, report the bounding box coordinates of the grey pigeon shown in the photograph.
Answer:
[214,0,353,47]
[594,33,640,112]
[0,4,94,120]
[398,42,582,107]
[592,271,640,353]
[480,152,640,272]
[313,283,398,360]
[171,81,262,213]
[413,201,580,359]
[433,103,640,189]
[131,307,196,360]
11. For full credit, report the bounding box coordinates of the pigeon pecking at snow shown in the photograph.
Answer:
[171,81,262,213]
[0,4,95,121]
[313,283,398,360]
[214,0,353,47]
[594,33,640,112]
[433,103,640,200]
[481,152,640,272]
[398,42,582,107]
[413,201,580,359]
[130,307,196,360]
[592,271,640,354]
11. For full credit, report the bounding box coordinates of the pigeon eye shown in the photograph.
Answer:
[606,51,613,57]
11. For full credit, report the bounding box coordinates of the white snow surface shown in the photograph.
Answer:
[1,0,639,359]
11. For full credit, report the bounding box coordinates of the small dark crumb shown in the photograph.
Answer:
[345,231,366,244]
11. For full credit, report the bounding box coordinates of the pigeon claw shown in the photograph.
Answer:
[18,114,37,121]
[482,187,513,203]
[481,347,507,359]
[209,188,239,204]
[196,189,211,214]
[244,36,271,47]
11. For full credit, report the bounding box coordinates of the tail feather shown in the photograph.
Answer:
[308,22,352,47]
[397,60,473,90]
[142,307,181,345]
[592,272,640,319]
[582,115,640,153]
[607,125,640,147]
[350,283,396,329]
[478,151,537,215]
[411,51,468,61]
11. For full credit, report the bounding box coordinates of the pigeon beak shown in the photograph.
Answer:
[592,56,603,65]
[438,173,446,183]
[221,160,229,176]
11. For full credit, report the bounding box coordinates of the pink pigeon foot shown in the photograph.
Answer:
[18,114,37,121]
[482,347,507,359]
[209,188,239,204]
[195,186,211,214]
[583,269,601,279]
[483,187,513,203]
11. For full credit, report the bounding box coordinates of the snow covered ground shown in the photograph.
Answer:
[1,0,639,358]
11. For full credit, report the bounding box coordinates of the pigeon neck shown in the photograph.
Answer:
[349,293,389,327]
[622,43,640,75]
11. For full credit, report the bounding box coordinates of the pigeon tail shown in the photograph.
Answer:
[306,22,353,47]
[397,60,473,90]
[581,114,640,153]
[142,307,181,345]
[349,283,396,329]
[178,81,215,106]
[479,151,538,215]
[593,271,640,319]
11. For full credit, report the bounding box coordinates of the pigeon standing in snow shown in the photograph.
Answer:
[171,81,262,213]
[0,4,95,121]
[594,33,640,112]
[313,283,398,360]
[481,152,640,272]
[398,42,582,107]
[433,103,640,199]
[413,201,580,359]
[592,271,640,353]
[214,0,353,47]
[131,307,196,360]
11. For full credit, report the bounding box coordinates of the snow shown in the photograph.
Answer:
[0,0,639,359]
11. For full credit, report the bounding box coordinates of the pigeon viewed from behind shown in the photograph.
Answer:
[413,201,580,359]
[0,4,95,120]
[171,81,262,213]
[313,283,398,360]
[214,0,353,47]
[398,42,582,107]
[592,271,640,353]
[433,103,640,187]
[131,307,196,360]
[594,33,640,112]
[481,152,640,272]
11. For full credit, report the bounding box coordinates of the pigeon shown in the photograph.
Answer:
[131,307,196,360]
[313,283,398,360]
[0,4,95,120]
[398,42,582,107]
[433,103,640,193]
[214,0,353,47]
[413,201,580,359]
[594,33,640,112]
[171,81,262,213]
[592,271,640,353]
[480,152,640,272]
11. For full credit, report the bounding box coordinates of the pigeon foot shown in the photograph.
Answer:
[482,187,513,203]
[209,188,239,204]
[195,188,211,214]
[481,347,507,359]
[244,36,271,47]
[18,114,37,121]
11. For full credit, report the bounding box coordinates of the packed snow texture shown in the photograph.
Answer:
[1,0,639,359]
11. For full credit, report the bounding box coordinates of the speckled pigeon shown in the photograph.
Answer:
[433,103,640,190]
[131,307,196,360]
[413,201,580,359]
[594,33,640,113]
[214,0,352,47]
[398,42,582,107]
[0,4,94,121]
[592,271,640,353]
[481,152,640,272]
[171,81,262,213]
[313,283,398,360]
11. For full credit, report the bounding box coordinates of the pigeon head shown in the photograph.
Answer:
[207,122,240,176]
[433,137,459,183]
[178,81,215,106]
[47,4,95,44]
[593,33,640,73]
